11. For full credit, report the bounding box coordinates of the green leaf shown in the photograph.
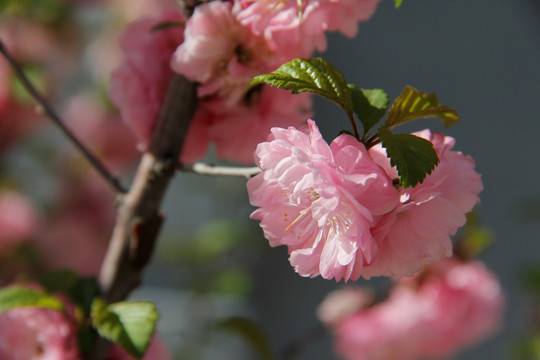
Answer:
[0,285,64,314]
[216,317,274,360]
[378,127,439,188]
[349,85,389,134]
[249,57,353,115]
[385,86,459,129]
[91,298,159,359]
[395,0,404,8]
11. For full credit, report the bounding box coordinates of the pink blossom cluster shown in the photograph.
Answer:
[110,0,381,164]
[247,121,483,281]
[323,259,504,360]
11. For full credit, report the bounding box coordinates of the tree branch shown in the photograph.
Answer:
[179,162,261,179]
[0,41,127,195]
[98,74,197,303]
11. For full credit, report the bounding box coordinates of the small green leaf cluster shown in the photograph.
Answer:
[0,271,160,359]
[249,57,460,188]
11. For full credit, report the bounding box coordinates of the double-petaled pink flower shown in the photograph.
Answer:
[248,123,483,280]
[248,120,398,281]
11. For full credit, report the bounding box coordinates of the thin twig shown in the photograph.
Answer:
[179,162,261,179]
[0,41,127,194]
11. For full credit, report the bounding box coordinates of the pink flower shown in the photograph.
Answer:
[333,259,504,360]
[414,259,505,358]
[107,335,172,360]
[0,305,81,360]
[35,174,117,276]
[237,0,382,57]
[63,93,139,171]
[0,191,38,255]
[171,1,277,104]
[335,285,434,360]
[109,8,185,151]
[362,130,483,278]
[192,86,312,164]
[248,120,398,281]
[110,7,314,164]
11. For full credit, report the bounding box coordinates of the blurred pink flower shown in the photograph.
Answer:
[413,259,505,358]
[63,93,138,171]
[335,285,433,360]
[171,1,277,105]
[35,174,116,276]
[248,120,398,281]
[0,191,38,255]
[333,259,504,360]
[109,8,186,151]
[362,130,483,278]
[106,335,172,360]
[0,305,80,360]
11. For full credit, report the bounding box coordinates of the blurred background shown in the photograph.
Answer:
[1,0,540,359]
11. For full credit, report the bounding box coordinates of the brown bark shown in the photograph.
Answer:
[98,74,197,303]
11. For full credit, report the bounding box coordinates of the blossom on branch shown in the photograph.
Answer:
[247,120,398,281]
[171,1,278,104]
[110,6,311,164]
[248,124,483,280]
